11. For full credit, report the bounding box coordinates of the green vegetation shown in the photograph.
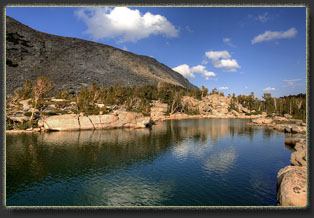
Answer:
[7,76,306,130]
[236,92,306,121]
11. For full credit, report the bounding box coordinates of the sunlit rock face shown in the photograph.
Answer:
[181,94,250,116]
[277,166,307,207]
[42,111,152,131]
[150,101,168,121]
[6,16,197,95]
[277,136,307,207]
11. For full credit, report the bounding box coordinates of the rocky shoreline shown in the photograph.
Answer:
[277,136,307,207]
[6,109,266,134]
[248,117,307,207]
[6,110,152,133]
[5,113,258,134]
[6,95,263,134]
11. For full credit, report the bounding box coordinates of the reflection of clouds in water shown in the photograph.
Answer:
[203,148,237,174]
[172,140,190,158]
[172,139,215,159]
[82,175,172,206]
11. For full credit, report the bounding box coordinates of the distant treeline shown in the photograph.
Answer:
[230,92,306,121]
[9,76,306,121]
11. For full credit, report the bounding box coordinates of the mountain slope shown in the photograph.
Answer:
[6,16,197,95]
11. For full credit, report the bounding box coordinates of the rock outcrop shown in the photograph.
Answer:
[251,118,274,125]
[150,100,168,121]
[181,94,250,117]
[277,136,307,206]
[6,16,197,95]
[248,117,307,134]
[289,138,307,167]
[277,166,307,206]
[39,110,152,131]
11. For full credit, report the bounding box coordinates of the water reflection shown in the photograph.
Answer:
[39,128,151,146]
[6,119,287,206]
[81,175,173,206]
[203,147,238,174]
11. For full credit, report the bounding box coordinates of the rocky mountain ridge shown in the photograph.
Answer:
[6,16,197,95]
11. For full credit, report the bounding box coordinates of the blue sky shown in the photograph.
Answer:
[6,6,306,98]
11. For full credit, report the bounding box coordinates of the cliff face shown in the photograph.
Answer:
[6,16,197,95]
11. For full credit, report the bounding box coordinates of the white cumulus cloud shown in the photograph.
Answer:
[252,27,297,44]
[191,65,216,77]
[205,50,231,60]
[263,87,276,91]
[219,87,229,90]
[205,50,240,72]
[75,7,179,42]
[172,64,216,79]
[172,64,195,78]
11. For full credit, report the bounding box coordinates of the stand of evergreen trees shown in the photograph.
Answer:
[232,92,306,121]
[9,77,306,122]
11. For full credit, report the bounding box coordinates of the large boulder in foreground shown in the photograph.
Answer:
[42,111,152,131]
[277,166,307,206]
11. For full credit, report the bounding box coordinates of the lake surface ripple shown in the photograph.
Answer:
[6,119,292,206]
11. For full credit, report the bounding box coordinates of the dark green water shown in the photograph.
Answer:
[6,119,292,206]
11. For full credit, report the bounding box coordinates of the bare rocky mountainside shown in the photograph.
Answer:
[6,16,197,95]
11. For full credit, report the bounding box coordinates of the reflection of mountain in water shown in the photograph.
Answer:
[6,119,265,197]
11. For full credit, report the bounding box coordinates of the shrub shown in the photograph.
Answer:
[42,110,69,116]
[16,120,37,130]
[55,90,72,100]
[43,111,58,116]
[55,101,71,109]
[16,80,32,100]
[183,105,200,115]
[24,112,32,117]
[71,109,78,114]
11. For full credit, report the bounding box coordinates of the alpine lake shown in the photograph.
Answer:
[6,118,293,207]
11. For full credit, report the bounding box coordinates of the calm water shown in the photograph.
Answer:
[6,119,292,206]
